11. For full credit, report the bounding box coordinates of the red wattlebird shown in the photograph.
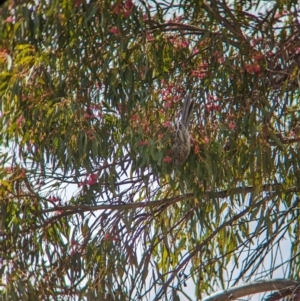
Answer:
[172,95,194,166]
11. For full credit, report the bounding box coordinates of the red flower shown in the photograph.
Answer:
[164,102,171,109]
[103,233,111,241]
[163,156,172,163]
[112,3,122,14]
[245,64,254,73]
[130,114,139,121]
[123,10,131,18]
[84,112,95,119]
[212,104,220,111]
[266,51,275,57]
[74,0,82,7]
[125,0,134,10]
[250,38,262,47]
[245,64,262,74]
[110,27,121,35]
[192,71,206,79]
[177,40,189,48]
[138,140,148,146]
[228,122,235,130]
[212,50,219,57]
[6,16,13,23]
[208,95,218,101]
[218,57,225,64]
[193,48,200,55]
[146,32,155,41]
[206,104,213,112]
[163,121,172,128]
[87,173,98,185]
[253,53,264,61]
[16,115,24,127]
[253,65,262,74]
[204,137,210,144]
[49,196,60,203]
[78,181,87,187]
[103,233,118,241]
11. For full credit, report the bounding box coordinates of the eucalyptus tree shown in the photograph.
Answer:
[1,0,300,300]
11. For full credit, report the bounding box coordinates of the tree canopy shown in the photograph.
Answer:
[1,0,300,300]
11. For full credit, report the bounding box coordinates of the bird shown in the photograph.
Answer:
[172,94,194,166]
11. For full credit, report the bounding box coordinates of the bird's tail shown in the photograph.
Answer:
[181,94,194,128]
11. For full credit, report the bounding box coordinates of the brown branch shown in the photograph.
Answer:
[200,279,300,301]
[38,183,299,214]
[265,283,300,301]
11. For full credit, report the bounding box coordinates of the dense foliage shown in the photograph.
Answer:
[1,0,300,300]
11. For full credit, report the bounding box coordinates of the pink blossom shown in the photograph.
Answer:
[78,181,87,187]
[163,121,172,128]
[16,115,24,127]
[163,156,172,163]
[84,112,95,119]
[274,12,284,19]
[110,27,121,35]
[212,104,220,111]
[49,196,60,203]
[138,140,148,146]
[130,114,139,121]
[245,64,261,74]
[193,48,200,55]
[74,0,82,7]
[206,104,213,112]
[164,102,171,109]
[146,32,155,41]
[208,95,218,101]
[87,173,98,185]
[250,38,262,47]
[125,0,134,10]
[253,65,262,74]
[266,51,275,57]
[112,3,122,14]
[123,10,131,18]
[228,122,235,130]
[198,72,206,79]
[6,16,13,23]
[206,103,219,112]
[103,233,112,241]
[212,50,219,57]
[103,233,118,241]
[253,53,264,61]
[192,71,206,79]
[218,57,225,64]
[200,62,209,68]
[177,40,189,48]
